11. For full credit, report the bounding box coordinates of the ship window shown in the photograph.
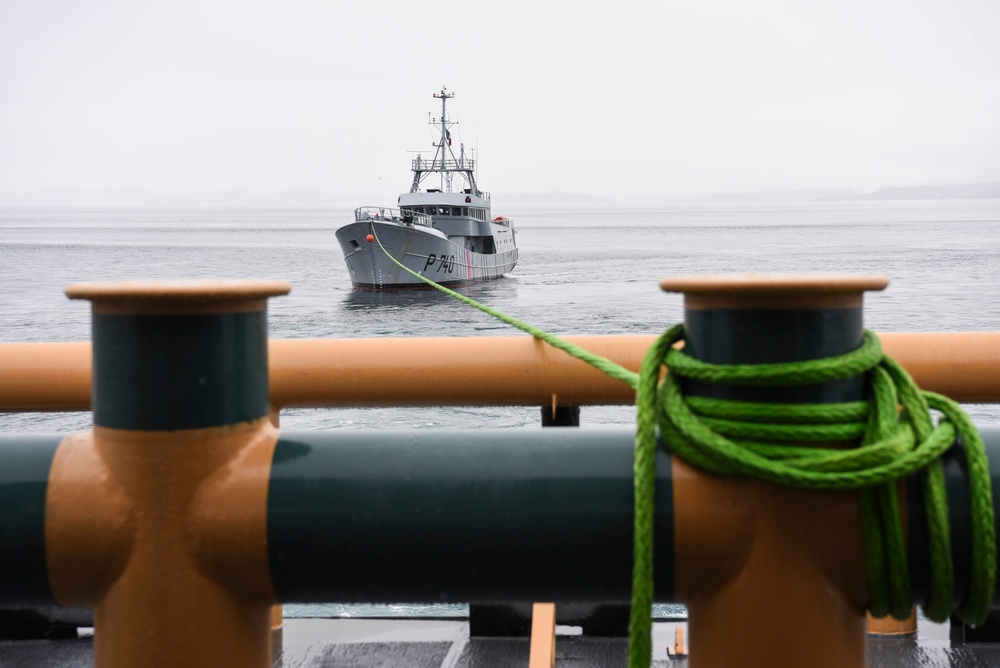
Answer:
[462,207,468,216]
[452,207,461,215]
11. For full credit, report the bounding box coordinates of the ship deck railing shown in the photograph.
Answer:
[354,206,433,228]
[411,156,475,173]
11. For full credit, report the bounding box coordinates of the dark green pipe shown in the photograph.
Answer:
[3,425,1000,611]
[92,312,269,430]
[683,307,866,403]
[0,435,61,605]
[267,427,675,604]
[984,427,1000,606]
[907,426,1000,606]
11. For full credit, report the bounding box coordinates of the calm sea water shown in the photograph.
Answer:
[2,199,999,617]
[3,199,999,432]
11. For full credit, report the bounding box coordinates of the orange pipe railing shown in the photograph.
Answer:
[1,332,999,412]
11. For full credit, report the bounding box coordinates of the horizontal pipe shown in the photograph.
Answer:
[267,335,652,408]
[877,332,1000,406]
[0,435,63,605]
[5,427,999,606]
[1,332,999,412]
[0,342,91,412]
[267,428,675,603]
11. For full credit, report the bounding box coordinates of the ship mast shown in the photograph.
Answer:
[409,86,478,196]
[437,87,454,194]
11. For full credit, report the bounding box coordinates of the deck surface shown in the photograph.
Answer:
[2,617,1000,667]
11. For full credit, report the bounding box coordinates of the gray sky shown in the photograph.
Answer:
[1,0,998,203]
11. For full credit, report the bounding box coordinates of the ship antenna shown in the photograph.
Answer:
[476,97,479,191]
[440,86,448,155]
[432,85,457,192]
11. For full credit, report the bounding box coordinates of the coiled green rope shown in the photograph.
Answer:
[368,231,995,667]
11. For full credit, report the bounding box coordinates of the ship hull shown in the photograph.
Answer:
[336,220,518,290]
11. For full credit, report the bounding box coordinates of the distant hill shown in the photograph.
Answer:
[6,182,998,208]
[682,188,862,203]
[672,182,1000,203]
[2,188,618,208]
[1,188,343,207]
[503,192,617,205]
[859,183,1000,200]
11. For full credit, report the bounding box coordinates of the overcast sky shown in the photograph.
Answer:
[1,0,998,203]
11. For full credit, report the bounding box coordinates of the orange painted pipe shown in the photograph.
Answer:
[878,332,1000,405]
[267,335,651,407]
[1,332,999,411]
[0,342,91,411]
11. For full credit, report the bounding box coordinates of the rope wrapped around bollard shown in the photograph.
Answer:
[368,230,995,667]
[629,326,995,666]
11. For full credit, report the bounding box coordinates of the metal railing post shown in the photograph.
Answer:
[663,274,887,668]
[52,280,290,668]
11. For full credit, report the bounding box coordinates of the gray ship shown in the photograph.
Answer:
[336,87,518,289]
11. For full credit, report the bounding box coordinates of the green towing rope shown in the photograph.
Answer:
[369,231,995,667]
